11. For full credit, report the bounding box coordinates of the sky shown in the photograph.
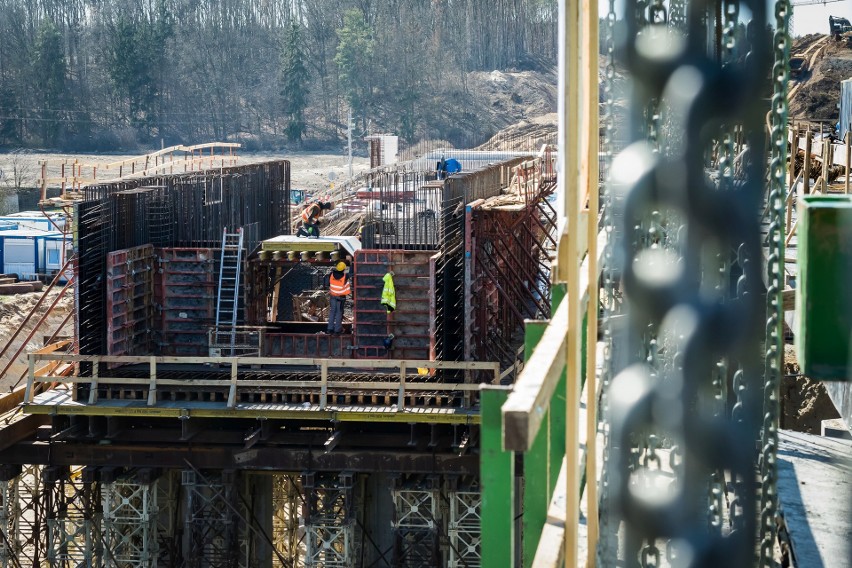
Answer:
[791,2,849,37]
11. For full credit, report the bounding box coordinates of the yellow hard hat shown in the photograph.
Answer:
[335,261,347,271]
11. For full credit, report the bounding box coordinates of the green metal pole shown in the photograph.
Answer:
[522,320,549,568]
[481,386,515,567]
[549,283,568,496]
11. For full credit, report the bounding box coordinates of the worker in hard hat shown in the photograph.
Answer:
[298,201,333,238]
[324,261,351,334]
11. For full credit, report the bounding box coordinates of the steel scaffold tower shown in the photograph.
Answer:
[1,465,47,567]
[182,470,240,568]
[272,474,304,567]
[46,466,100,568]
[303,472,355,568]
[102,475,159,567]
[447,478,481,568]
[391,475,440,567]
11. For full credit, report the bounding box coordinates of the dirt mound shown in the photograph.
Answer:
[789,35,852,121]
[781,344,841,433]
[466,68,558,130]
[475,113,557,151]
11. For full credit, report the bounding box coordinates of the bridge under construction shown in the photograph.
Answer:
[2,0,852,566]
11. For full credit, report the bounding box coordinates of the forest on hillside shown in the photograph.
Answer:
[0,0,558,152]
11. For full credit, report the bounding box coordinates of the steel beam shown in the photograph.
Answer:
[0,442,479,474]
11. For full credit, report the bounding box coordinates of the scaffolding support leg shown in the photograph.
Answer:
[303,471,356,568]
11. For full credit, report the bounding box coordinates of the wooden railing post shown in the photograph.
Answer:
[88,359,99,404]
[147,356,157,406]
[804,126,812,194]
[398,362,406,411]
[24,354,35,403]
[320,360,328,410]
[228,360,238,408]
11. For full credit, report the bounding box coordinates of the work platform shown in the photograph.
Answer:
[22,354,499,426]
[25,388,480,425]
[260,235,362,256]
[778,430,852,567]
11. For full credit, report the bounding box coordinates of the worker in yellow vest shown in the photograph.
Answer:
[324,261,351,334]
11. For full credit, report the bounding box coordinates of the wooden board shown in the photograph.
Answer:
[261,235,361,255]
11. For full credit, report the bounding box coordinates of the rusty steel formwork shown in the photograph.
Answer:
[83,162,290,251]
[435,160,526,370]
[464,162,557,379]
[353,249,435,361]
[155,248,219,357]
[106,245,155,357]
[76,162,290,361]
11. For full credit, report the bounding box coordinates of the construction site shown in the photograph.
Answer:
[1,0,852,567]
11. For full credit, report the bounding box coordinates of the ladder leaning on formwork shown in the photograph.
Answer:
[215,227,244,356]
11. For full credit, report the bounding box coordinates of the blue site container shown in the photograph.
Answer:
[0,211,65,232]
[0,229,62,279]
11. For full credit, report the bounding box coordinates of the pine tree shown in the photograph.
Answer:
[334,9,374,128]
[108,8,172,142]
[280,23,309,142]
[0,86,19,146]
[32,20,66,147]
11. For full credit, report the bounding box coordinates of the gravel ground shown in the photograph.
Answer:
[0,150,370,195]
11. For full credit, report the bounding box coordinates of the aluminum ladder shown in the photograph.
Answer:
[215,227,243,356]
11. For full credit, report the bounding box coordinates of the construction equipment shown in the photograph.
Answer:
[790,54,808,77]
[830,15,852,38]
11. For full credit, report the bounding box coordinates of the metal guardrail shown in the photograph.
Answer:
[25,354,501,410]
[207,326,263,357]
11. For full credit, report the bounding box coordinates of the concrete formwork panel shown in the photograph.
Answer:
[156,248,217,356]
[353,250,434,361]
[106,245,155,357]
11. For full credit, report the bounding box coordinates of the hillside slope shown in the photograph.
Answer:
[789,34,852,121]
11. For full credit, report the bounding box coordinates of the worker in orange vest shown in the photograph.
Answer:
[324,261,351,334]
[297,201,333,238]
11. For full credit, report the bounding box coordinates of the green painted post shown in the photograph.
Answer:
[481,387,514,567]
[796,195,852,380]
[549,284,568,497]
[552,282,567,313]
[522,320,549,568]
[550,367,567,498]
[519,284,573,566]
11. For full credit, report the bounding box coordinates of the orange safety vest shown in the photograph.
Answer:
[329,273,351,297]
[301,203,321,224]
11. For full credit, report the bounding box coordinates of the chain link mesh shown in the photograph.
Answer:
[599,0,779,566]
[759,0,791,564]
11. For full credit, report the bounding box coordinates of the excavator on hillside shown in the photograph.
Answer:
[829,15,851,39]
